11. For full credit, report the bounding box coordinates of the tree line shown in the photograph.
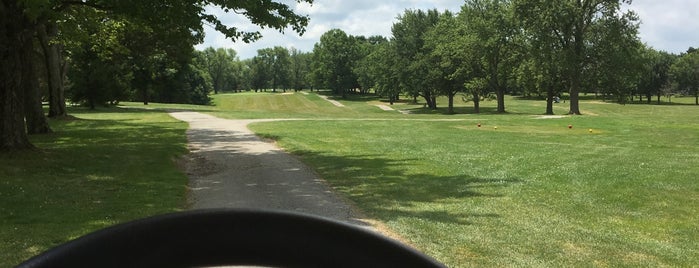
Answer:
[2,0,698,151]
[0,0,312,150]
[209,0,699,116]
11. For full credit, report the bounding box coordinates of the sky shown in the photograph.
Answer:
[195,0,699,59]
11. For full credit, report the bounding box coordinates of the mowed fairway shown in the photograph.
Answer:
[2,92,696,267]
[225,92,698,267]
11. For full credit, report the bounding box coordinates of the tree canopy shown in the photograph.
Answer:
[232,1,690,116]
[311,29,362,98]
[0,0,313,150]
[670,50,699,104]
[514,0,640,114]
[3,0,698,151]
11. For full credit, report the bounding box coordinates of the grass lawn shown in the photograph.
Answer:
[0,107,188,266]
[2,91,697,267]
[237,92,698,267]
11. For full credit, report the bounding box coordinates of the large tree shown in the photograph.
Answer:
[514,0,638,114]
[249,48,275,92]
[365,42,402,104]
[670,49,699,105]
[271,46,292,92]
[37,22,68,118]
[352,35,388,95]
[391,9,442,109]
[459,0,517,113]
[289,48,312,91]
[0,0,312,150]
[1,1,36,149]
[24,27,52,135]
[637,47,676,104]
[248,47,292,92]
[587,9,643,104]
[66,9,133,109]
[201,47,240,94]
[312,29,361,98]
[424,11,470,114]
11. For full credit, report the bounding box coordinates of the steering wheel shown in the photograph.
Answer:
[18,209,445,267]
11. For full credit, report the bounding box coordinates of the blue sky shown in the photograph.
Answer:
[196,0,699,59]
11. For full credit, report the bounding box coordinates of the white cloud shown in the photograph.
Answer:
[628,0,699,53]
[303,24,331,40]
[198,0,699,59]
[294,1,320,14]
[336,4,397,37]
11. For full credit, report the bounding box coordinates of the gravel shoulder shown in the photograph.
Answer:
[169,112,369,227]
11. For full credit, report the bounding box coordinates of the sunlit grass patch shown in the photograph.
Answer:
[249,98,699,267]
[4,92,698,267]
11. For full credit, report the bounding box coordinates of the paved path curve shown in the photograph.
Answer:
[169,112,367,226]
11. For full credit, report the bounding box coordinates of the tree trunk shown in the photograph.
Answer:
[422,93,435,110]
[23,36,52,134]
[496,88,505,113]
[142,87,149,105]
[569,71,582,114]
[473,93,480,114]
[87,65,97,110]
[133,68,150,105]
[447,93,454,114]
[425,96,437,110]
[0,2,34,150]
[569,23,583,115]
[546,86,555,115]
[493,72,505,113]
[212,68,220,94]
[422,91,438,110]
[37,23,67,117]
[569,91,580,114]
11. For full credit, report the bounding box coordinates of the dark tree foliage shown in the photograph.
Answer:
[671,50,699,105]
[391,9,442,109]
[312,29,362,98]
[514,0,639,114]
[0,0,313,150]
[637,49,676,104]
[289,48,313,92]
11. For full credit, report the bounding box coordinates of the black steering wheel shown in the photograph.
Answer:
[18,209,445,267]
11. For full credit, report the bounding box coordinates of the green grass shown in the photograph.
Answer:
[238,93,699,267]
[3,92,697,267]
[208,91,403,119]
[0,107,188,266]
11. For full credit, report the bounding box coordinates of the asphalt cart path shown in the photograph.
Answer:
[169,112,367,226]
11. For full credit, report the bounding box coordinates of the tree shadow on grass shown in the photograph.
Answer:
[405,106,535,116]
[406,106,503,115]
[67,105,218,115]
[1,115,189,265]
[288,150,523,226]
